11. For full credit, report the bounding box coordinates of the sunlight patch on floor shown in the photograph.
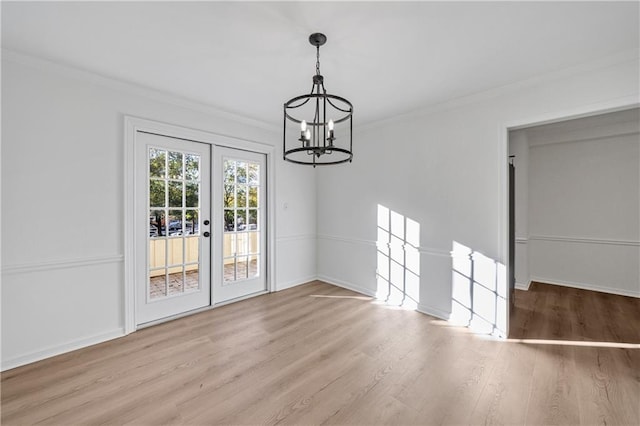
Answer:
[506,338,640,349]
[309,294,374,301]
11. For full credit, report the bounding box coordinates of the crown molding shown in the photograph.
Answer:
[359,48,640,131]
[1,48,280,133]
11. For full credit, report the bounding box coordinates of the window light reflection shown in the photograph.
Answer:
[451,241,507,337]
[376,205,420,310]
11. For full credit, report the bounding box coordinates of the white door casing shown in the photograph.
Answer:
[124,116,276,333]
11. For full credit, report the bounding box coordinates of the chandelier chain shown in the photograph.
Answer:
[316,46,321,76]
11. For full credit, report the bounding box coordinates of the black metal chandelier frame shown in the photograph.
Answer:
[283,33,353,166]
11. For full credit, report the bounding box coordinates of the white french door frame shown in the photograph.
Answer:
[124,116,276,334]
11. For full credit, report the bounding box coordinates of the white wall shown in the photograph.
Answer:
[526,109,639,296]
[317,53,639,336]
[1,51,317,370]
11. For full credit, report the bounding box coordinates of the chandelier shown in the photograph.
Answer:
[283,33,353,166]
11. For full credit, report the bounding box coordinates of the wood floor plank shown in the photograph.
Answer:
[179,320,375,422]
[2,280,638,425]
[512,282,640,343]
[469,341,538,425]
[574,346,640,425]
[525,344,581,425]
[321,383,421,426]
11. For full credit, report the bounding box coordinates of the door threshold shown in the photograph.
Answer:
[213,290,269,308]
[137,290,270,330]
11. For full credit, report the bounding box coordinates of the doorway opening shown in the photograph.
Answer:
[506,106,639,341]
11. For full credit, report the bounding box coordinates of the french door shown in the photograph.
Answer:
[135,131,267,326]
[135,132,212,324]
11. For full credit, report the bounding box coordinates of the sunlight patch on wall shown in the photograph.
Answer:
[451,241,507,336]
[376,205,420,309]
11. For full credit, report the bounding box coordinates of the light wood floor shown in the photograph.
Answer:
[510,281,640,343]
[2,281,638,425]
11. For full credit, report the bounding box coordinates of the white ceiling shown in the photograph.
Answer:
[2,1,638,127]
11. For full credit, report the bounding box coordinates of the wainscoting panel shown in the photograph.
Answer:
[418,252,454,320]
[317,234,377,296]
[528,236,639,297]
[1,258,125,371]
[274,235,317,291]
[317,234,457,322]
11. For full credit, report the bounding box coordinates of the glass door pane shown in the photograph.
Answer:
[148,148,202,300]
[213,147,266,303]
[222,158,261,283]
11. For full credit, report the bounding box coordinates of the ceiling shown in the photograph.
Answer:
[2,1,638,127]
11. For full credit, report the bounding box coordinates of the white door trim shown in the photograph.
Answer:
[124,116,276,335]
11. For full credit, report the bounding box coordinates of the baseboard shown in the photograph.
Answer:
[1,328,126,372]
[515,281,531,291]
[318,276,456,322]
[275,275,318,292]
[530,276,640,298]
[317,275,377,297]
[417,303,451,321]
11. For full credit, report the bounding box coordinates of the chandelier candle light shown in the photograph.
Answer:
[283,33,353,166]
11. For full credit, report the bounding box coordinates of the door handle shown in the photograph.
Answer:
[203,220,210,226]
[203,231,210,238]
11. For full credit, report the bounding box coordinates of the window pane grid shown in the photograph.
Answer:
[222,158,261,284]
[148,147,201,300]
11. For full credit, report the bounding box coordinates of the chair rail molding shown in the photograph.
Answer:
[276,234,316,243]
[2,254,124,275]
[317,233,452,258]
[528,234,640,247]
